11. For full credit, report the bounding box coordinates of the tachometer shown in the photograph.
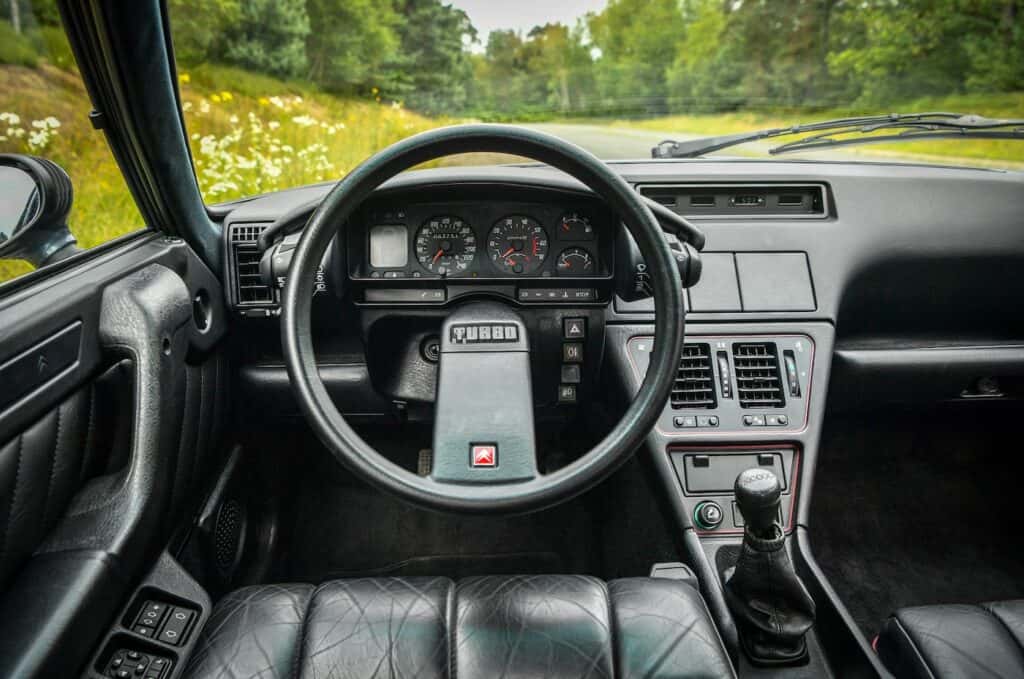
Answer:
[414,216,476,275]
[487,216,548,275]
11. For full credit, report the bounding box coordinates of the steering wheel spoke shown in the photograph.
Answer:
[429,304,539,485]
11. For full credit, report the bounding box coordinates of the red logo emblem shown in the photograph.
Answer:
[471,444,497,467]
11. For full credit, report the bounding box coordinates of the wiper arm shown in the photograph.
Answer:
[769,114,1024,154]
[650,112,1024,159]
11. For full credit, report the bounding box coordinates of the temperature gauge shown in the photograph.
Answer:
[556,247,595,276]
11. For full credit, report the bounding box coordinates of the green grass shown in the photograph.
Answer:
[605,92,1024,167]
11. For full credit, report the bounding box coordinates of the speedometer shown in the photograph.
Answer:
[487,216,548,275]
[414,216,476,276]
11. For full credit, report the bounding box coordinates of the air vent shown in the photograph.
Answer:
[733,342,785,408]
[671,343,717,409]
[638,184,828,219]
[229,223,275,306]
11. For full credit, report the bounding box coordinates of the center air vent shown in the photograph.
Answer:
[733,342,785,408]
[671,343,717,409]
[229,223,275,306]
[638,184,828,219]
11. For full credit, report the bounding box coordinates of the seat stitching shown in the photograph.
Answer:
[41,404,62,529]
[603,579,617,679]
[1,435,25,570]
[892,617,938,679]
[291,586,314,679]
[982,602,1024,661]
[446,579,455,679]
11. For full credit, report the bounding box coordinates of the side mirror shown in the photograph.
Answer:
[0,154,78,268]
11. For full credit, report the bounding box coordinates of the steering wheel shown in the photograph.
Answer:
[282,124,684,513]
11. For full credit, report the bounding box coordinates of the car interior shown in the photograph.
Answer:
[1,3,1023,679]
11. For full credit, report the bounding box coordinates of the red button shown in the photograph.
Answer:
[471,445,497,467]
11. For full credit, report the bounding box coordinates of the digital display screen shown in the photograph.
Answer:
[369,224,408,268]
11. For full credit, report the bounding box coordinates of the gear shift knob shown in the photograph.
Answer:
[734,468,782,538]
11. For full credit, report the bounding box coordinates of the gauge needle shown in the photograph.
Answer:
[432,248,444,264]
[501,247,515,258]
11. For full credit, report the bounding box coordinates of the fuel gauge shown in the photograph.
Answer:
[558,213,595,241]
[556,247,595,276]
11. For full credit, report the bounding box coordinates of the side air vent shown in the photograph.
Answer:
[638,184,828,219]
[671,343,717,409]
[733,342,785,408]
[229,223,275,306]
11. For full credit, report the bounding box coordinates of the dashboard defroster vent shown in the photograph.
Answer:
[671,343,717,409]
[733,342,785,408]
[229,223,275,306]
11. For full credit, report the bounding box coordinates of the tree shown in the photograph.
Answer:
[306,0,400,93]
[587,0,686,114]
[224,0,309,79]
[388,0,476,114]
[168,0,241,65]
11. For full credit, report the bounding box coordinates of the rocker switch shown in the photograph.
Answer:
[158,607,194,646]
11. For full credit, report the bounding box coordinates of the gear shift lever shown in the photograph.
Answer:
[734,468,783,538]
[724,468,816,665]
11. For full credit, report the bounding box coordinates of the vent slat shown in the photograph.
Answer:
[733,342,785,408]
[671,343,717,409]
[230,223,275,306]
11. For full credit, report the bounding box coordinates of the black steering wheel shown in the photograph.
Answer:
[281,124,684,513]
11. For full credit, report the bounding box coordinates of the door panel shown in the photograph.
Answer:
[0,234,228,677]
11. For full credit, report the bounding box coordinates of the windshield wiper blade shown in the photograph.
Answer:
[650,112,1024,159]
[769,114,1024,154]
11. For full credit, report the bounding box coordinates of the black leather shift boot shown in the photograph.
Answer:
[724,526,816,664]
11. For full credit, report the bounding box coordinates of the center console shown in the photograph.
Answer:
[621,331,818,538]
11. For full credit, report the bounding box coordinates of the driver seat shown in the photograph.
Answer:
[183,574,735,678]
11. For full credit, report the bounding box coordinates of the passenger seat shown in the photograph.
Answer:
[876,600,1024,678]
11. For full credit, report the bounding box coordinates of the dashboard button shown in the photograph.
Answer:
[558,385,577,403]
[563,318,586,339]
[561,365,581,384]
[563,343,583,363]
[479,326,491,341]
[492,326,504,340]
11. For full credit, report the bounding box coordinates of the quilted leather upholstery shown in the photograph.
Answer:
[185,575,735,679]
[0,353,225,592]
[877,599,1024,679]
[0,385,99,588]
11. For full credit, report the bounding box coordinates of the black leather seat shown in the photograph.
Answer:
[876,600,1024,678]
[183,574,735,678]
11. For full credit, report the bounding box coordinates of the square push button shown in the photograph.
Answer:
[470,444,497,467]
[563,343,583,363]
[563,318,586,340]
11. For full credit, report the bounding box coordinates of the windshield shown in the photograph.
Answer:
[168,0,1024,203]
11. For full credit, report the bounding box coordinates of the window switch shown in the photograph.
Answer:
[158,607,195,646]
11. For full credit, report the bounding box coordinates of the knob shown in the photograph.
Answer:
[734,468,782,537]
[694,501,724,530]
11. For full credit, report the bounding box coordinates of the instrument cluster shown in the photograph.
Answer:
[349,193,610,282]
